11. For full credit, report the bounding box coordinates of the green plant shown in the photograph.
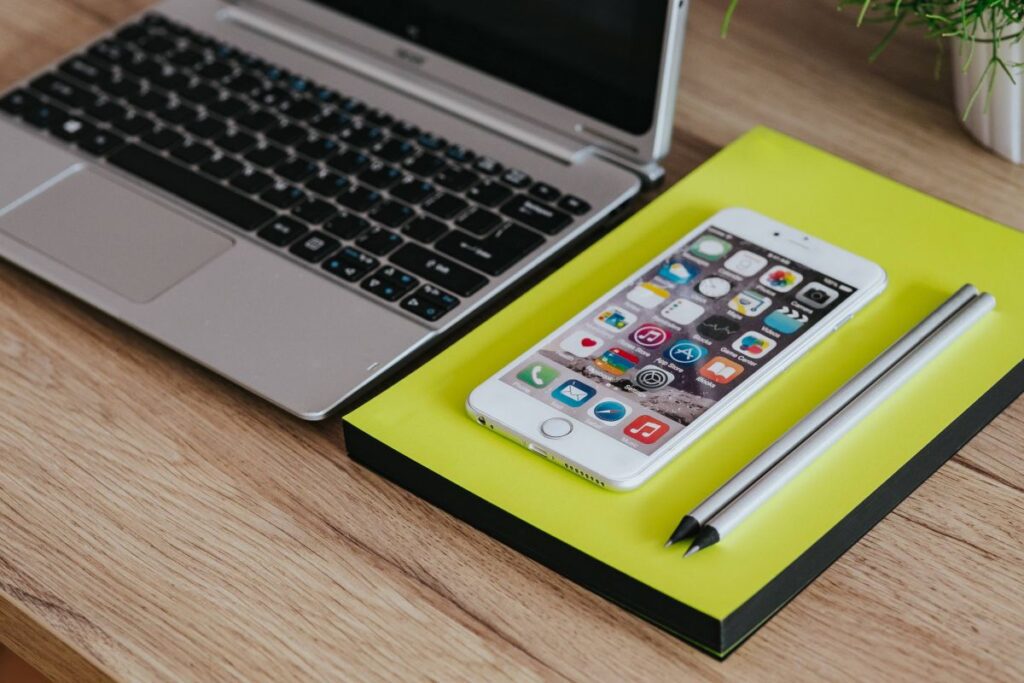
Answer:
[722,1,1024,117]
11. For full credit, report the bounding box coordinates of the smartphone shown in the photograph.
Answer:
[467,208,887,490]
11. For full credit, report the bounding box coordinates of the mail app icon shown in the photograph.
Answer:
[552,379,597,407]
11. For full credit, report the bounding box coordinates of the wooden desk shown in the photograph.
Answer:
[1,1,1022,680]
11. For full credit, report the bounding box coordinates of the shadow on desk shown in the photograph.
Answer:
[0,645,49,683]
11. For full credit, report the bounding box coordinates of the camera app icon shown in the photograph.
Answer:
[795,282,840,309]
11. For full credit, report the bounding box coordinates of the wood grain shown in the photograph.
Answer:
[0,1,1022,681]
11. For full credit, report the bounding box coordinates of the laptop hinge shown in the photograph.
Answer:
[220,3,602,168]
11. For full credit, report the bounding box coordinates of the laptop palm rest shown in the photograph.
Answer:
[0,166,232,304]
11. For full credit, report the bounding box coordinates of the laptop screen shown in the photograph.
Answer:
[311,1,668,135]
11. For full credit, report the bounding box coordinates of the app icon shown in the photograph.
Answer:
[724,249,768,277]
[697,315,740,341]
[632,365,675,390]
[663,340,708,365]
[759,264,803,292]
[626,282,670,309]
[516,363,559,388]
[630,323,670,348]
[657,259,701,285]
[595,306,637,332]
[594,347,640,376]
[660,298,705,325]
[624,416,670,444]
[765,306,808,334]
[588,400,632,425]
[697,277,732,298]
[688,235,733,261]
[559,330,604,357]
[552,379,597,407]
[731,331,778,359]
[699,356,745,384]
[728,289,773,317]
[796,282,840,309]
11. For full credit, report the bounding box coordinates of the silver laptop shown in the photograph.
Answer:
[0,0,687,419]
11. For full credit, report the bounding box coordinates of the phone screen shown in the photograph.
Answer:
[500,227,858,454]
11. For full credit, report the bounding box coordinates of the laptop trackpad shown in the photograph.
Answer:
[0,166,232,303]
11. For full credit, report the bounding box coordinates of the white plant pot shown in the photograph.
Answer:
[951,31,1024,163]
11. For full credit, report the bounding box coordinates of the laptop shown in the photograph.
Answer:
[0,0,687,419]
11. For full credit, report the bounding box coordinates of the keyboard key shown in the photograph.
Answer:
[258,216,307,246]
[266,121,306,146]
[417,132,445,150]
[22,100,67,129]
[237,109,277,132]
[390,243,487,297]
[500,195,571,234]
[198,61,233,80]
[207,94,248,118]
[180,80,219,105]
[158,101,198,125]
[423,192,468,219]
[369,201,413,228]
[436,224,543,276]
[337,185,381,212]
[215,129,256,153]
[455,208,502,235]
[108,144,275,231]
[327,149,369,174]
[310,110,351,135]
[466,180,512,208]
[260,183,306,209]
[289,232,340,262]
[0,89,35,116]
[445,144,475,163]
[126,88,170,112]
[361,266,417,302]
[340,124,384,148]
[296,135,339,160]
[529,182,561,202]
[473,156,502,175]
[401,285,458,321]
[245,143,287,168]
[390,178,435,205]
[501,168,531,188]
[185,116,227,140]
[435,167,478,192]
[355,227,402,255]
[29,74,91,108]
[324,212,369,240]
[404,153,445,177]
[557,194,591,215]
[375,137,415,162]
[390,121,419,139]
[199,153,243,179]
[322,246,377,281]
[292,198,335,224]
[142,126,184,150]
[359,162,402,189]
[59,57,106,83]
[49,116,90,142]
[230,167,274,194]
[364,108,393,126]
[402,216,447,243]
[111,111,155,137]
[338,97,366,115]
[307,171,350,198]
[275,157,318,182]
[170,139,213,165]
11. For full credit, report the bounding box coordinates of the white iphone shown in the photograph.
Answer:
[467,208,887,490]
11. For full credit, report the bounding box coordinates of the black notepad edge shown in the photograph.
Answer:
[342,360,1022,659]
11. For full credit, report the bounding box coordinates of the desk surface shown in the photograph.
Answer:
[1,1,1022,681]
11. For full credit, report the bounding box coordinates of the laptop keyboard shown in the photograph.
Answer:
[0,12,593,322]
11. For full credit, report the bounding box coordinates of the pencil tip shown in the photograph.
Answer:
[664,515,701,548]
[683,543,702,558]
[684,525,721,557]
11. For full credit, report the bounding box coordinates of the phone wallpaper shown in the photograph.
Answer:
[501,227,856,455]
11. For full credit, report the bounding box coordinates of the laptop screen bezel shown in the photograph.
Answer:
[239,0,684,164]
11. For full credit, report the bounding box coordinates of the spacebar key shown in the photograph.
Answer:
[108,144,275,231]
[390,243,487,297]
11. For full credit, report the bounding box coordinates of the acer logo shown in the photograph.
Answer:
[396,48,425,66]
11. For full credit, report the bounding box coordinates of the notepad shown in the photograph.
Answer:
[342,127,1024,657]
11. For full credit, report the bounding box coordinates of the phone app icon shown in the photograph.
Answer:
[595,306,637,332]
[724,249,768,277]
[624,415,670,444]
[660,298,705,325]
[516,363,559,388]
[697,315,740,341]
[759,264,803,292]
[728,289,773,317]
[559,330,604,357]
[657,259,701,285]
[764,306,808,334]
[632,365,675,390]
[594,347,640,376]
[630,323,670,348]
[627,282,670,309]
[588,400,632,425]
[697,277,731,299]
[688,235,732,262]
[796,282,840,309]
[663,340,708,365]
[552,379,597,407]
[732,331,778,359]
[699,356,745,384]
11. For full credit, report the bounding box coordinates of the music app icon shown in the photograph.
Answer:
[623,415,670,444]
[629,323,670,348]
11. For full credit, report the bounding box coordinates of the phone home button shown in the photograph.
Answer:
[540,417,573,439]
